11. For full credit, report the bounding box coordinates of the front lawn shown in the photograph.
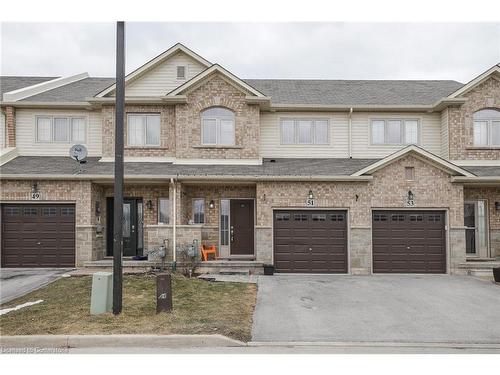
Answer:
[0,274,257,342]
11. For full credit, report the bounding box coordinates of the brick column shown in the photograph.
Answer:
[4,106,16,147]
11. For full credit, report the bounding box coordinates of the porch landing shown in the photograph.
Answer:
[458,259,500,277]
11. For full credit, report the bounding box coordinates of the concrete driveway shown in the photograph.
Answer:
[252,275,500,344]
[0,268,72,304]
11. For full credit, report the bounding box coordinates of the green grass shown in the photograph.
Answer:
[0,274,257,341]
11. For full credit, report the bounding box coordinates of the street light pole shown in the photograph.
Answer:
[113,21,125,315]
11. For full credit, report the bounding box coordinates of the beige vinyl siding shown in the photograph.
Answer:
[261,111,443,159]
[15,108,102,156]
[260,112,349,158]
[350,112,443,158]
[440,109,449,159]
[0,112,5,149]
[125,52,206,96]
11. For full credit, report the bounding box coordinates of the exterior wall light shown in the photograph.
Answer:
[31,182,39,194]
[308,190,314,200]
[209,200,215,209]
[495,202,500,210]
[146,200,153,210]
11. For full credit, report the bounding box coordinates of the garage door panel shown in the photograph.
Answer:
[372,210,446,274]
[1,203,76,268]
[274,210,347,273]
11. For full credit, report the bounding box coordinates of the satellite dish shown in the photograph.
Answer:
[69,144,88,162]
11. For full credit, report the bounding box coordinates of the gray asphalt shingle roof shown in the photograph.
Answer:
[1,75,464,106]
[461,166,500,177]
[244,79,464,106]
[0,76,57,98]
[0,157,379,177]
[18,77,115,102]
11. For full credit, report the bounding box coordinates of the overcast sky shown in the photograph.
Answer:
[1,22,499,83]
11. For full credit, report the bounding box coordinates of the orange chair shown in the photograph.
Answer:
[201,244,217,261]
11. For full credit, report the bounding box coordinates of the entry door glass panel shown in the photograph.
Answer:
[137,202,143,249]
[123,203,131,237]
[464,203,476,254]
[220,199,230,246]
[464,201,488,256]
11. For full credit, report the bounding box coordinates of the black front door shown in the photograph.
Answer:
[106,198,143,257]
[230,199,254,256]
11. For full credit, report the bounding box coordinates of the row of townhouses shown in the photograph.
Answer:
[1,43,499,275]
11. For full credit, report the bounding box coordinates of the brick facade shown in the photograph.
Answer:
[101,105,176,158]
[447,77,500,160]
[256,155,466,273]
[3,106,16,148]
[174,73,260,159]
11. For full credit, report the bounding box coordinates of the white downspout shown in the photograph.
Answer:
[348,107,353,158]
[170,177,177,268]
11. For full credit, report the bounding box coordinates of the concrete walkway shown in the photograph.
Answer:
[252,275,500,343]
[0,268,72,304]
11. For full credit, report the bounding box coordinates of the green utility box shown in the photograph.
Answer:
[90,272,113,315]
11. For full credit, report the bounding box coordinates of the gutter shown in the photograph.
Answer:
[0,174,374,182]
[451,176,500,184]
[170,177,177,269]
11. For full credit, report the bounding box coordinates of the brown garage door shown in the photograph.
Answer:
[372,210,446,273]
[1,204,76,268]
[273,210,348,273]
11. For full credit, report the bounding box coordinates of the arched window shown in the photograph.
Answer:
[201,107,235,146]
[473,108,500,146]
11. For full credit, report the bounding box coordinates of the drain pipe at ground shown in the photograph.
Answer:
[170,177,177,271]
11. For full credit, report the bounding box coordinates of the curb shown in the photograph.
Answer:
[0,334,246,349]
[249,341,500,349]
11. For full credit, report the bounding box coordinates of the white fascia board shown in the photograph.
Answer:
[452,160,500,166]
[446,64,500,99]
[351,145,475,177]
[2,73,89,102]
[451,176,500,184]
[95,43,212,98]
[166,64,267,98]
[0,173,373,182]
[98,156,176,163]
[268,103,435,112]
[174,158,263,165]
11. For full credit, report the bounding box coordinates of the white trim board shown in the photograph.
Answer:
[446,64,500,99]
[351,144,475,177]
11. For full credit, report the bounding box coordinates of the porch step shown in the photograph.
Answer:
[458,260,500,277]
[195,260,264,275]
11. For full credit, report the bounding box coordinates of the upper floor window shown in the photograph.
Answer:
[36,116,86,143]
[473,109,500,147]
[201,107,235,146]
[371,119,419,145]
[127,113,160,147]
[176,66,186,80]
[280,118,329,145]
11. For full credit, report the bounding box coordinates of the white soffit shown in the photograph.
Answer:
[2,73,89,102]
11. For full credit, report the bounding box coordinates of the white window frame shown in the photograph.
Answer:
[192,198,205,224]
[279,118,330,145]
[473,110,500,147]
[126,113,161,147]
[35,116,87,143]
[370,118,420,145]
[176,65,187,80]
[201,108,235,146]
[158,198,170,225]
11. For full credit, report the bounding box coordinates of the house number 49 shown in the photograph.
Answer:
[30,192,41,200]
